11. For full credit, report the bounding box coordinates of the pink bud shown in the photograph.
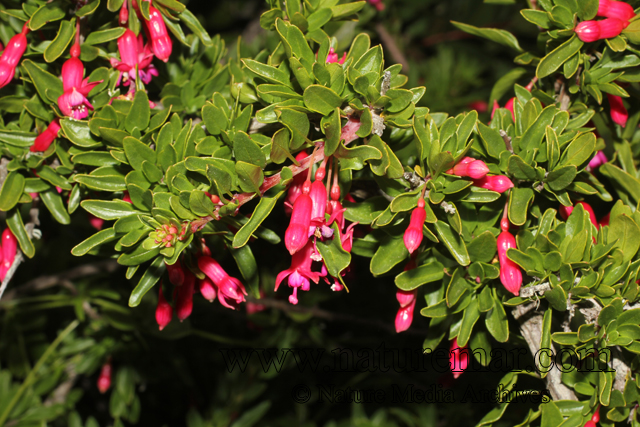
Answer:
[598,0,635,22]
[165,261,185,286]
[309,179,327,226]
[2,228,17,266]
[396,289,417,308]
[575,20,602,42]
[30,119,61,152]
[145,6,172,62]
[120,1,129,24]
[584,422,596,427]
[115,29,139,70]
[497,231,522,296]
[592,405,601,422]
[88,213,104,230]
[395,299,416,333]
[368,0,385,11]
[473,175,514,193]
[450,339,469,379]
[588,150,607,169]
[607,94,628,127]
[0,23,29,89]
[466,160,490,179]
[199,277,217,302]
[97,361,112,393]
[175,272,195,321]
[559,201,598,227]
[404,198,426,254]
[285,192,312,255]
[123,192,132,203]
[156,285,172,330]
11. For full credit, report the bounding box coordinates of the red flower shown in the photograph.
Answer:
[404,198,426,254]
[31,119,61,153]
[598,0,635,21]
[575,18,625,42]
[97,360,112,393]
[155,284,173,330]
[143,6,173,62]
[284,182,312,255]
[174,272,195,321]
[110,29,157,88]
[473,175,514,193]
[58,44,102,120]
[607,94,628,127]
[450,339,469,379]
[395,289,417,333]
[276,240,321,304]
[0,23,29,89]
[497,231,522,296]
[198,256,247,309]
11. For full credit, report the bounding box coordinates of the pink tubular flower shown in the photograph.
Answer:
[30,119,61,152]
[284,183,313,255]
[58,44,102,120]
[156,285,172,331]
[607,94,628,127]
[598,0,635,21]
[450,339,469,379]
[473,175,514,193]
[110,29,157,89]
[197,256,247,309]
[275,240,321,304]
[285,150,309,215]
[404,198,426,254]
[395,289,417,333]
[166,260,185,286]
[497,231,522,296]
[309,179,328,234]
[447,157,489,179]
[0,23,29,89]
[588,150,607,170]
[119,0,129,24]
[199,277,217,302]
[575,18,625,42]
[326,47,346,65]
[0,228,16,281]
[174,272,195,321]
[144,6,172,62]
[97,360,112,393]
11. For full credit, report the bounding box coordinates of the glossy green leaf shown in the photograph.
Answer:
[451,21,522,52]
[71,228,118,256]
[434,221,470,266]
[7,208,35,258]
[536,35,583,78]
[128,256,165,307]
[44,19,76,63]
[395,261,444,291]
[303,85,342,115]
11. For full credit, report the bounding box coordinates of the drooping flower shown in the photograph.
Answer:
[58,44,102,120]
[404,197,426,254]
[0,228,17,280]
[473,175,514,193]
[275,240,321,304]
[285,150,309,215]
[97,360,112,393]
[110,29,157,89]
[446,157,489,179]
[588,150,607,170]
[165,260,185,286]
[198,256,247,309]
[575,18,626,42]
[156,284,173,331]
[497,230,522,296]
[0,23,29,89]
[199,276,217,302]
[119,0,129,24]
[143,6,173,62]
[308,178,328,237]
[598,0,635,21]
[607,93,628,127]
[30,119,61,152]
[284,182,313,255]
[174,271,195,321]
[450,339,470,379]
[326,47,346,65]
[395,289,417,333]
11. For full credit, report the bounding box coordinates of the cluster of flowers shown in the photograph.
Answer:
[0,0,174,154]
[155,243,248,330]
[575,0,636,43]
[278,149,357,304]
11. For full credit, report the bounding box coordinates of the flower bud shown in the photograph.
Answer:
[156,285,172,331]
[145,6,172,62]
[396,289,417,308]
[497,231,522,296]
[284,192,313,255]
[473,175,514,193]
[450,339,469,379]
[175,272,195,321]
[198,256,247,309]
[30,119,61,152]
[199,277,217,302]
[404,198,426,254]
[0,23,29,89]
[559,201,598,227]
[309,179,327,226]
[395,299,416,333]
[165,261,185,286]
[2,228,17,266]
[588,150,607,170]
[119,1,129,24]
[598,0,635,21]
[591,405,600,422]
[576,18,625,42]
[97,360,112,394]
[575,20,602,42]
[607,93,628,127]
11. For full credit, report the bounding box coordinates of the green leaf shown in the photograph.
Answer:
[123,137,156,171]
[7,208,35,258]
[559,132,596,167]
[179,9,213,47]
[189,191,214,216]
[485,293,509,342]
[242,59,292,87]
[508,155,537,180]
[539,308,552,378]
[457,298,480,347]
[0,172,25,211]
[234,132,267,168]
[434,221,470,266]
[128,256,165,307]
[41,189,71,224]
[235,162,264,193]
[370,234,408,276]
[154,0,186,12]
[317,223,351,278]
[76,0,100,16]
[609,214,640,262]
[29,2,65,30]
[84,27,126,45]
[536,35,584,79]
[71,228,118,256]
[277,108,310,151]
[322,107,342,156]
[124,91,151,133]
[303,85,343,115]
[467,231,497,263]
[22,60,63,103]
[600,163,640,202]
[230,245,260,299]
[74,174,126,191]
[44,19,76,63]
[547,165,577,191]
[81,200,141,220]
[451,21,522,52]
[61,119,102,148]
[508,187,534,226]
[395,261,444,291]
[330,1,366,19]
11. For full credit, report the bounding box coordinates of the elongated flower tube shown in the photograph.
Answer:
[284,184,313,255]
[0,23,29,89]
[275,240,321,304]
[607,94,628,127]
[58,44,102,120]
[119,0,129,24]
[404,198,426,254]
[199,277,217,302]
[395,299,416,333]
[144,6,172,62]
[175,272,195,321]
[575,18,625,42]
[0,228,17,280]
[165,260,185,286]
[598,0,635,21]
[198,256,247,309]
[309,179,328,234]
[497,231,522,296]
[156,285,172,331]
[473,175,514,193]
[30,119,61,152]
[450,339,469,379]
[285,150,308,215]
[97,360,112,393]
